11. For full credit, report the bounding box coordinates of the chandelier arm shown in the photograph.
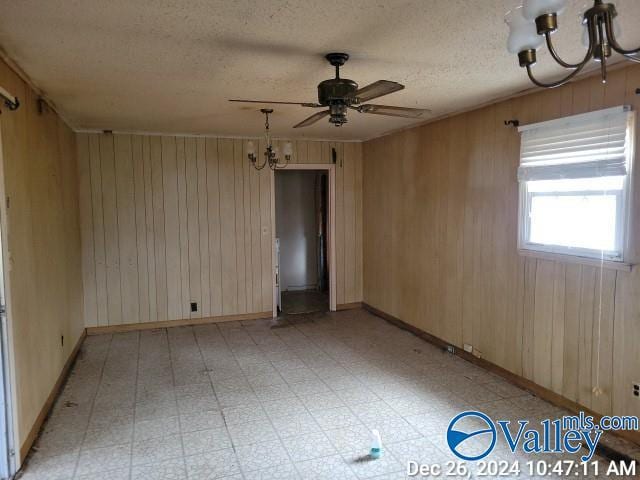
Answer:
[524,40,595,89]
[544,32,582,69]
[604,14,640,56]
[525,56,592,89]
[253,154,269,170]
[273,159,288,170]
[274,153,290,169]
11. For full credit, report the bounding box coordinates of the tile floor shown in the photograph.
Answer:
[280,291,329,315]
[19,309,639,479]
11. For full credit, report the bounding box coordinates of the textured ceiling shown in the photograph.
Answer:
[0,0,639,141]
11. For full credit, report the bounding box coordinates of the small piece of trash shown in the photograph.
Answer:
[369,429,382,459]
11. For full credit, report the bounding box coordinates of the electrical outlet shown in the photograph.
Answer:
[190,302,198,313]
[463,343,473,353]
[633,382,639,397]
[446,345,455,355]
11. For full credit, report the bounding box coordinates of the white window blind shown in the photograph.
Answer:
[517,106,633,182]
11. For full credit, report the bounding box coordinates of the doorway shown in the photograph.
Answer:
[272,164,336,317]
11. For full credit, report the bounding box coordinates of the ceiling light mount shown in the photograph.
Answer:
[247,109,292,171]
[325,52,350,68]
[506,0,640,89]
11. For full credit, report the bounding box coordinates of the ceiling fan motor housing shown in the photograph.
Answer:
[317,78,358,126]
[317,78,358,105]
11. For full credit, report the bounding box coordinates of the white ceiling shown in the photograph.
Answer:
[0,0,639,141]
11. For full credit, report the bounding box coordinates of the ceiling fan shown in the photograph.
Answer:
[229,53,430,128]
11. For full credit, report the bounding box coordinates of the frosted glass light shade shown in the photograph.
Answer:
[283,142,293,157]
[247,141,255,156]
[506,7,544,54]
[523,0,567,20]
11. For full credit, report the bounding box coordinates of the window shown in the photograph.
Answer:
[518,106,635,262]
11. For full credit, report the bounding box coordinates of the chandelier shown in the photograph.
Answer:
[247,108,292,170]
[506,0,640,89]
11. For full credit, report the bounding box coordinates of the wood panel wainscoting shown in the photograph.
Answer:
[77,133,363,328]
[363,64,640,438]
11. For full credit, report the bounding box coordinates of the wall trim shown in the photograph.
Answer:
[362,303,640,449]
[336,302,362,311]
[86,311,273,335]
[73,129,363,144]
[19,329,86,462]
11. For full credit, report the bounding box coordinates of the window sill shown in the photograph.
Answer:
[517,249,633,272]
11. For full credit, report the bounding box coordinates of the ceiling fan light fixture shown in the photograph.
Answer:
[329,103,348,126]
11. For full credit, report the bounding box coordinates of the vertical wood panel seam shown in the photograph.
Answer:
[234,141,241,311]
[199,138,209,315]
[183,138,190,314]
[83,135,98,325]
[217,140,224,314]
[139,137,149,323]
[127,135,140,324]
[97,136,109,325]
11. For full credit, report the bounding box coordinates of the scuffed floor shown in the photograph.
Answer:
[281,290,329,316]
[19,309,639,479]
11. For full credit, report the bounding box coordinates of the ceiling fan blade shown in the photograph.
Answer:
[357,104,430,119]
[355,80,404,103]
[229,99,321,107]
[293,110,330,128]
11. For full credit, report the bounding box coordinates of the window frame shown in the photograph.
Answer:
[518,179,627,261]
[517,107,635,264]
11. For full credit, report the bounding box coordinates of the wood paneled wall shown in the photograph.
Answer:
[363,64,640,421]
[0,59,84,457]
[77,133,362,327]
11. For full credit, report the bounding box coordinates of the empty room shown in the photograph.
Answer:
[0,0,638,479]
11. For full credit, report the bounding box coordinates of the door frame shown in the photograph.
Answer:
[0,125,18,475]
[270,164,336,317]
